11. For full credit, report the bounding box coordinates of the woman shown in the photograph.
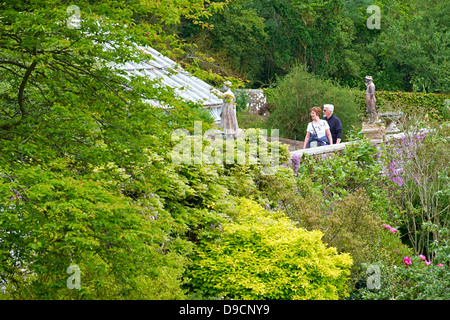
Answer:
[303,107,333,149]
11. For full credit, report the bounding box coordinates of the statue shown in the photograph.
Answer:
[215,81,241,140]
[365,76,378,123]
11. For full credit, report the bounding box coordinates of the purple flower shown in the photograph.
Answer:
[391,176,404,186]
[416,132,427,142]
[291,154,300,174]
[400,137,408,146]
[388,160,404,186]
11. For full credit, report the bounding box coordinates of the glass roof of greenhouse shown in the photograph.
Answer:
[106,43,223,109]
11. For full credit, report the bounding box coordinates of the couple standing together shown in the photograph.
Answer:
[303,104,342,149]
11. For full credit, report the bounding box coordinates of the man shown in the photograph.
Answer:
[323,104,342,144]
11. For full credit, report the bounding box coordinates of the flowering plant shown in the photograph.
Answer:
[383,122,450,261]
[353,254,449,300]
[350,223,449,300]
[403,256,412,266]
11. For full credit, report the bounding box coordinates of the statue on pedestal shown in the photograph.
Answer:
[219,81,241,140]
[365,76,378,123]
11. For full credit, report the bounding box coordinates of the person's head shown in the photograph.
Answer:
[365,75,373,83]
[310,106,321,120]
[323,104,334,119]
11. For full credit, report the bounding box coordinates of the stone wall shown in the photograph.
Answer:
[236,89,266,113]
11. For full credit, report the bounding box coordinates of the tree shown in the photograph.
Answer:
[179,0,268,86]
[181,0,374,88]
[177,0,449,93]
[0,0,224,299]
[371,0,450,93]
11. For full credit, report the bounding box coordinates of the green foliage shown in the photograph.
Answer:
[353,253,450,300]
[177,0,448,93]
[300,139,386,202]
[276,138,413,293]
[179,0,268,85]
[184,198,353,300]
[265,64,361,140]
[0,160,187,299]
[371,0,449,93]
[0,0,223,299]
[180,0,368,87]
[382,120,450,257]
[236,109,268,131]
[234,89,250,113]
[354,90,450,120]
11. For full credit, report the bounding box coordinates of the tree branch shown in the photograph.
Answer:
[0,59,38,130]
[0,59,28,69]
[18,59,38,119]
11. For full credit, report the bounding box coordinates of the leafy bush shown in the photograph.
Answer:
[234,89,250,113]
[184,199,353,300]
[383,121,450,256]
[0,109,291,300]
[353,252,449,300]
[296,138,394,218]
[236,108,268,130]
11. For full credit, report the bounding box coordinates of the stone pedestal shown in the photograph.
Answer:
[379,112,404,134]
[361,123,386,140]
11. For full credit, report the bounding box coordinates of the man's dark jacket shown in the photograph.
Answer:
[323,115,342,144]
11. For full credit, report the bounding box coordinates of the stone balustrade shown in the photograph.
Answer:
[290,141,354,158]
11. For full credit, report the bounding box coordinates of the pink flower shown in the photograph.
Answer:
[403,256,412,266]
[424,260,432,266]
[419,254,426,261]
[389,227,398,233]
[382,224,391,230]
[437,264,444,267]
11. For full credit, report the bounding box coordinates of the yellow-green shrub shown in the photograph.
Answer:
[185,199,352,300]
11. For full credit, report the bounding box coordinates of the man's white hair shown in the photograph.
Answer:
[324,104,334,113]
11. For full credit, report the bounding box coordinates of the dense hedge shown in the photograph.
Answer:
[355,91,450,119]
